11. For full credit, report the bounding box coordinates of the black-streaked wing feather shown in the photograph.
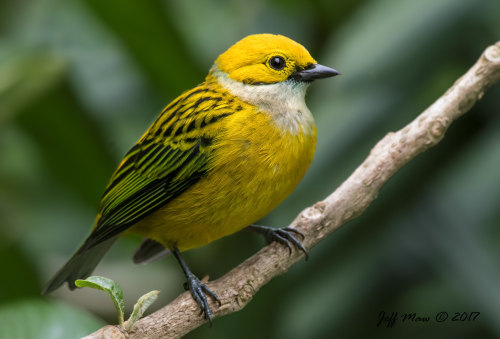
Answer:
[80,84,235,251]
[81,141,208,251]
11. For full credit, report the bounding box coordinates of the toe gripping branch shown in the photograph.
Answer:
[172,248,221,326]
[247,224,309,261]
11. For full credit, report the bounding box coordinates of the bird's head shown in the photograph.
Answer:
[213,34,338,85]
[209,34,338,134]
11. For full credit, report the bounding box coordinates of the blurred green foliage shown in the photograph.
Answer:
[1,0,500,338]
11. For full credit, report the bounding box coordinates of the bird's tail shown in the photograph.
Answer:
[42,237,117,295]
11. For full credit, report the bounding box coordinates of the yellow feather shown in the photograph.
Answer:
[130,76,317,250]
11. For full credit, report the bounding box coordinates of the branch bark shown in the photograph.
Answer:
[84,40,500,339]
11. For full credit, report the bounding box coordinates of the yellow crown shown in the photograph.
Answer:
[214,34,317,84]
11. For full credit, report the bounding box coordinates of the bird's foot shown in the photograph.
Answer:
[183,272,221,326]
[247,224,309,260]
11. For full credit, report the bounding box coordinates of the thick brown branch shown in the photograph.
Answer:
[84,41,500,339]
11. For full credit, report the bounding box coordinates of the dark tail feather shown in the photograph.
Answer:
[42,237,117,295]
[133,238,171,264]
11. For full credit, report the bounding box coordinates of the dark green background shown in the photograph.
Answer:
[1,0,500,338]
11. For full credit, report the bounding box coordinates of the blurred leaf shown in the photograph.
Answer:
[82,0,202,95]
[75,276,125,324]
[0,234,41,303]
[0,48,65,127]
[3,0,163,149]
[0,299,104,339]
[16,81,116,205]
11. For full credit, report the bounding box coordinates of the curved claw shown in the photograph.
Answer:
[282,227,305,240]
[248,225,309,261]
[271,231,294,254]
[185,272,220,326]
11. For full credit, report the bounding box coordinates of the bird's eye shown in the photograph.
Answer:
[269,56,286,71]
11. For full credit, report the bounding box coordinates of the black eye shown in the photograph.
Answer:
[269,56,286,71]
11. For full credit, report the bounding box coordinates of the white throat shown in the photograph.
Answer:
[211,66,315,135]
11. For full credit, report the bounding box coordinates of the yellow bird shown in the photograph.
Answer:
[43,34,339,323]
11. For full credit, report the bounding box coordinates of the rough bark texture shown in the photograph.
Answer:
[83,41,500,339]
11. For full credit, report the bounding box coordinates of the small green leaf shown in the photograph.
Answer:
[75,276,125,324]
[122,290,160,331]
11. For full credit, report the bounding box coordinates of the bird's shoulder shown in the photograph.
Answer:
[144,77,252,146]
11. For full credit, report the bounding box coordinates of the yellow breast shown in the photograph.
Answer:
[131,96,316,251]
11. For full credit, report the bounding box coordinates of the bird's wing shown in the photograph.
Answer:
[81,84,235,250]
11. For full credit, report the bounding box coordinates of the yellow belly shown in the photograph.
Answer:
[130,108,316,251]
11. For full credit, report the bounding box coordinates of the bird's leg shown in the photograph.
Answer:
[172,247,221,326]
[246,224,309,260]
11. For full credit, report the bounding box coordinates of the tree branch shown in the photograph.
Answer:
[84,40,500,339]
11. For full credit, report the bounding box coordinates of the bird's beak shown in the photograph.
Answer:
[290,64,340,82]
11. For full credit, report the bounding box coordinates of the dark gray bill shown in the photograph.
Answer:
[290,64,340,82]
